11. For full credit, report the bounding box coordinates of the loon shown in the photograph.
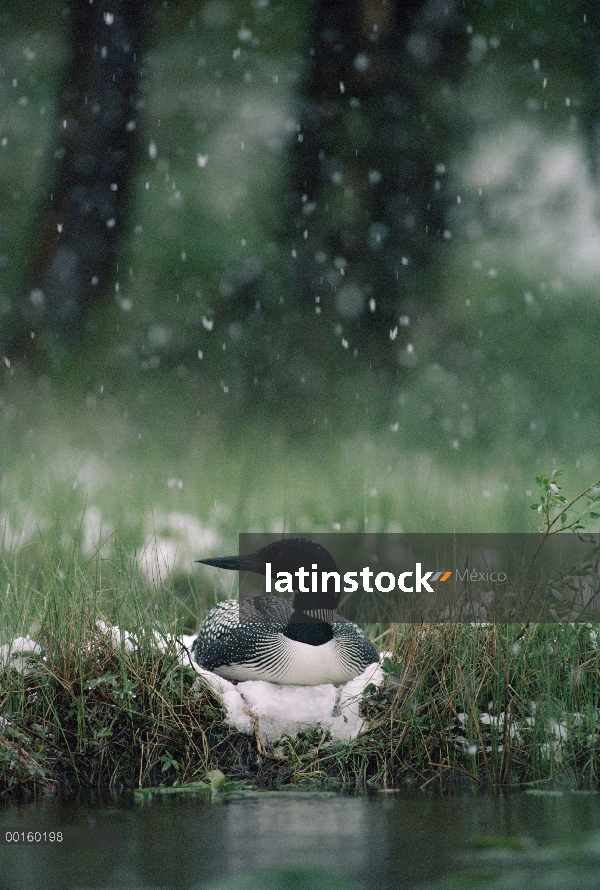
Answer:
[194,538,379,685]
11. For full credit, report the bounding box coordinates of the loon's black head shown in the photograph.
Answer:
[197,538,337,575]
[197,537,340,619]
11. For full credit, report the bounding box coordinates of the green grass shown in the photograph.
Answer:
[0,545,232,796]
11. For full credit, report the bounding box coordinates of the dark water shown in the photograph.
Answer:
[1,791,600,890]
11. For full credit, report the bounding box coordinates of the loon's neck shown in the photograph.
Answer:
[283,611,334,646]
[283,591,339,646]
[291,589,339,620]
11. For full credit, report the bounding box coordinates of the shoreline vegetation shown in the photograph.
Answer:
[2,473,600,801]
[2,606,600,799]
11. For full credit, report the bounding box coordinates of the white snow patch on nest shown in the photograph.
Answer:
[190,652,387,744]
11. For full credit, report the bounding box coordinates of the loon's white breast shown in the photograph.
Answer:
[213,633,365,685]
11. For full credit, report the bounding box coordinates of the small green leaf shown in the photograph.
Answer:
[222,781,238,792]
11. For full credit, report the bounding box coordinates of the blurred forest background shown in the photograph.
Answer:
[0,0,599,574]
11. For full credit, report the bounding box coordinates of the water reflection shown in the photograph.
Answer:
[2,792,600,890]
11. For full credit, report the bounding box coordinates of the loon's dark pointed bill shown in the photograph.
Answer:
[196,553,266,573]
[196,555,240,570]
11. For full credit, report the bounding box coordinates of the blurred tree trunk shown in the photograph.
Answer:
[287,0,467,356]
[13,0,147,359]
[584,1,600,178]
